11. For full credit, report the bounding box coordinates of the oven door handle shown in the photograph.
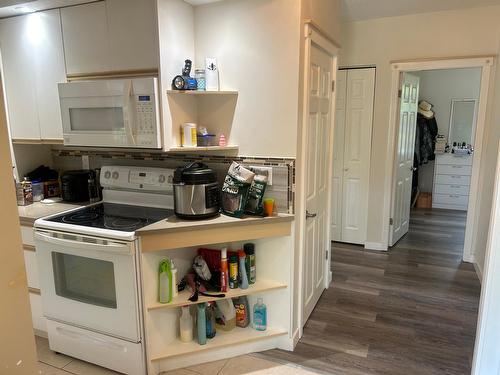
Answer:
[34,231,132,254]
[55,326,128,352]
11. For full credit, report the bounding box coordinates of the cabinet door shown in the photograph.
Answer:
[106,0,159,71]
[0,15,40,140]
[34,9,66,140]
[61,2,111,75]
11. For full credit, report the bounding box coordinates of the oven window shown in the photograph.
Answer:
[69,107,124,131]
[52,252,117,309]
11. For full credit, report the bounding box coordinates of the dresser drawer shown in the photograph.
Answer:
[433,193,469,207]
[435,164,472,176]
[434,184,470,196]
[434,174,471,185]
[436,154,473,166]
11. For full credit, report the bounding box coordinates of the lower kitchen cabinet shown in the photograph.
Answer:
[139,216,294,374]
[21,224,46,336]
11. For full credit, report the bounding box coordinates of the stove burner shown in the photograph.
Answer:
[104,217,144,230]
[62,212,99,223]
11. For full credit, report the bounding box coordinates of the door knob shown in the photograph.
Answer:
[410,167,417,171]
[306,210,317,219]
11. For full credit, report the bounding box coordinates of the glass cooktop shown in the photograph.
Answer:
[48,203,174,232]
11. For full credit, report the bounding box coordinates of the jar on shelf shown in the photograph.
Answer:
[195,69,206,91]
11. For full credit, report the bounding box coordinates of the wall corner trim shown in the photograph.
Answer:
[364,242,388,251]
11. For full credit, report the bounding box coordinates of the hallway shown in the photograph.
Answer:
[260,208,481,375]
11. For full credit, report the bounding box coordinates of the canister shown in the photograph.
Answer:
[181,123,197,147]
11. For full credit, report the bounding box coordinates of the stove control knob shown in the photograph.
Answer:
[112,171,119,180]
[159,174,166,183]
[104,171,111,179]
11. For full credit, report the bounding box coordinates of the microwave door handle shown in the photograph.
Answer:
[123,81,136,146]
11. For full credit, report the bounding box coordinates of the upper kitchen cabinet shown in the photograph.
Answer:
[60,2,111,75]
[61,0,159,76]
[0,9,66,141]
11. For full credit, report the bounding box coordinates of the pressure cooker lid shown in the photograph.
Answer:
[173,162,217,184]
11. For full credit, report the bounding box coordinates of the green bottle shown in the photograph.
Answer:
[158,259,173,303]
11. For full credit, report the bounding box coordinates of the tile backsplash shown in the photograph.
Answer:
[51,148,295,214]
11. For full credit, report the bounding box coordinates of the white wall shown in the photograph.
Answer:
[414,68,481,192]
[194,0,301,157]
[340,6,500,269]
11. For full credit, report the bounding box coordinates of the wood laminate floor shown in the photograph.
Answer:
[259,208,481,375]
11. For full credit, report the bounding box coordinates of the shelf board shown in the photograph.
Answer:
[151,327,287,361]
[167,90,238,96]
[148,280,287,311]
[167,145,238,153]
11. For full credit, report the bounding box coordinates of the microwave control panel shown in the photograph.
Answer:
[135,95,158,147]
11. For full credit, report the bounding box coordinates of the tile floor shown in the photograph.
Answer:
[36,336,320,375]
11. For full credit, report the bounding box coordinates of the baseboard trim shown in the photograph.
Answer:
[473,262,483,284]
[364,242,388,251]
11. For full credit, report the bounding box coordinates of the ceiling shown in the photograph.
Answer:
[342,0,500,21]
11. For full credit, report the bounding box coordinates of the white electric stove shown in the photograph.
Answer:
[34,166,175,375]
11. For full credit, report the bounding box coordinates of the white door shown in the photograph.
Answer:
[303,44,334,322]
[332,68,375,244]
[331,70,347,240]
[390,73,419,246]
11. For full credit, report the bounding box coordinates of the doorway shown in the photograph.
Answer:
[385,57,494,266]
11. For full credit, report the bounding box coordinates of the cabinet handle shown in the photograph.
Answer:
[306,210,317,219]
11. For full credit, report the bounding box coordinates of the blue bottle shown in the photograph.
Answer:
[253,298,267,331]
[197,303,207,345]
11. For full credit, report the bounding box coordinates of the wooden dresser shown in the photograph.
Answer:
[432,153,472,210]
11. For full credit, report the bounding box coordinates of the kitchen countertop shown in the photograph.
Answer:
[138,213,295,252]
[18,201,83,226]
[138,213,294,235]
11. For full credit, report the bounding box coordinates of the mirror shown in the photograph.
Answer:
[449,99,477,145]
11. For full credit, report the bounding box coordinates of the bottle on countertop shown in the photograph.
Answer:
[229,253,239,289]
[197,303,207,345]
[179,306,193,343]
[253,298,267,331]
[238,250,249,290]
[244,243,256,284]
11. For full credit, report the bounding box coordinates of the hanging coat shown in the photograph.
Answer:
[415,113,438,165]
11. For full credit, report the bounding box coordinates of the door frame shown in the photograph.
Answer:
[384,56,494,263]
[295,21,339,340]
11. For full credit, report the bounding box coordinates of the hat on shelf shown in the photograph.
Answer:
[418,100,434,119]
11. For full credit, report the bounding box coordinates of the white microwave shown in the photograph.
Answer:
[58,77,161,149]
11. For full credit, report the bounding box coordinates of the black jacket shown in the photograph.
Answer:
[415,113,438,165]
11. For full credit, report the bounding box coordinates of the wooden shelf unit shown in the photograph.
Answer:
[151,327,287,361]
[148,280,287,311]
[167,145,239,153]
[167,90,238,96]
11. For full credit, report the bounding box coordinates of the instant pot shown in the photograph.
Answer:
[173,162,220,219]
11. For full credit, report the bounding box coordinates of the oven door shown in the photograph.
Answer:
[34,229,141,342]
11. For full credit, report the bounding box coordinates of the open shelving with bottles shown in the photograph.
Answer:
[139,226,293,374]
[164,89,239,153]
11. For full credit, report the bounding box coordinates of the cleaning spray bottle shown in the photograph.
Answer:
[158,259,173,303]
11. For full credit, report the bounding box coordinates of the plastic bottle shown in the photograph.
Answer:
[233,296,250,328]
[215,299,236,331]
[253,298,267,331]
[197,303,207,345]
[158,259,173,303]
[238,250,249,290]
[229,253,239,289]
[171,260,178,298]
[206,302,216,339]
[179,306,193,342]
[244,243,256,284]
[220,248,229,293]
